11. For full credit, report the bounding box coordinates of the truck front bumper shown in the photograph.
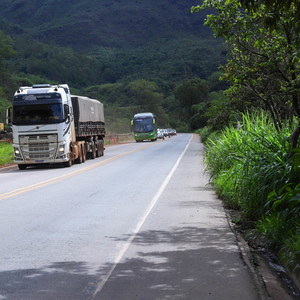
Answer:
[13,140,69,165]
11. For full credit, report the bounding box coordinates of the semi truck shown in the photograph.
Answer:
[6,84,105,170]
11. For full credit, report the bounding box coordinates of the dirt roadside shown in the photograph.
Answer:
[226,208,300,300]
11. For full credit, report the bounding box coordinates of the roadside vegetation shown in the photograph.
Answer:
[193,0,300,278]
[0,142,13,165]
[200,112,299,274]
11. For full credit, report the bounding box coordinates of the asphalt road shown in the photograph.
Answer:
[0,134,259,299]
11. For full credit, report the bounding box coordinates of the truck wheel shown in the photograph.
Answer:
[18,164,27,170]
[75,150,83,164]
[96,141,100,157]
[63,158,72,167]
[75,145,83,164]
[82,144,86,162]
[96,140,104,157]
[100,140,104,156]
[90,142,96,159]
[64,150,73,167]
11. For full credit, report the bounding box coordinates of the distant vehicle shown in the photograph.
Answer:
[6,84,105,169]
[170,129,177,136]
[157,129,164,139]
[160,128,176,138]
[160,129,168,138]
[167,128,173,137]
[131,112,157,142]
[164,129,171,138]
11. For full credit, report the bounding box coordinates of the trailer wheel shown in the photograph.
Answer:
[82,144,86,162]
[100,139,104,156]
[18,164,27,170]
[96,140,103,157]
[90,142,96,159]
[95,141,100,157]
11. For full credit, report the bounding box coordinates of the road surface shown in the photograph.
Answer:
[0,134,259,299]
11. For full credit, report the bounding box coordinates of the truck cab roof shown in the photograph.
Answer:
[15,84,70,96]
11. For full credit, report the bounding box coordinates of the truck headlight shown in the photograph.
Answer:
[58,145,65,153]
[14,147,23,160]
[56,144,66,159]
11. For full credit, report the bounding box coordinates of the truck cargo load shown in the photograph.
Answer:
[71,95,105,137]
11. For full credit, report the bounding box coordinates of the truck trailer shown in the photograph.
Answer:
[6,84,105,169]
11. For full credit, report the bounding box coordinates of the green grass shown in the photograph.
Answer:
[204,111,300,274]
[195,127,220,144]
[0,142,13,165]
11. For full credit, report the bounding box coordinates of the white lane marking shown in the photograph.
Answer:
[91,134,193,298]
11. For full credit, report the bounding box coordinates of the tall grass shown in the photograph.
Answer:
[204,111,300,273]
[0,142,13,165]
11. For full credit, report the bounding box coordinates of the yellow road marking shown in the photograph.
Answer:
[0,143,152,201]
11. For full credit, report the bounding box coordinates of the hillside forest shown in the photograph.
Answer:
[0,0,227,133]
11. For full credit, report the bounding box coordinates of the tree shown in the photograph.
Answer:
[0,30,17,122]
[0,30,16,88]
[192,0,300,151]
[205,92,234,130]
[129,79,168,126]
[174,78,208,122]
[0,30,15,63]
[239,0,300,28]
[190,102,209,129]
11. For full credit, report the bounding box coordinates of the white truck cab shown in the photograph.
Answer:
[7,84,76,169]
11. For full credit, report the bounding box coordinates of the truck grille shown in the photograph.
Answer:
[19,134,58,161]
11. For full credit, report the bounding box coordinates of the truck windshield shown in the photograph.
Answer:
[13,103,64,125]
[133,117,154,133]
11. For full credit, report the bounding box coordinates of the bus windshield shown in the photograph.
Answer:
[13,103,64,125]
[133,117,154,133]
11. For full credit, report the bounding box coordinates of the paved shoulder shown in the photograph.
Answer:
[95,134,260,300]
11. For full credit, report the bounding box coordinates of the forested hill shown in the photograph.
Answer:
[0,0,226,132]
[0,0,211,49]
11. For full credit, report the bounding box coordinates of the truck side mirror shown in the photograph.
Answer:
[6,107,12,125]
[64,104,70,123]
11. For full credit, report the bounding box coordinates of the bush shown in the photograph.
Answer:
[204,111,300,272]
[0,142,13,165]
[195,127,218,144]
[206,111,296,217]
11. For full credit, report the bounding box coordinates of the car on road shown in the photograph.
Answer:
[157,129,164,139]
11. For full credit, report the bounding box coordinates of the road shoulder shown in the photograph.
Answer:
[96,134,260,300]
[226,208,300,299]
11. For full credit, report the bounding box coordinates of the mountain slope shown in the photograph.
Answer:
[0,0,211,50]
[0,0,227,131]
